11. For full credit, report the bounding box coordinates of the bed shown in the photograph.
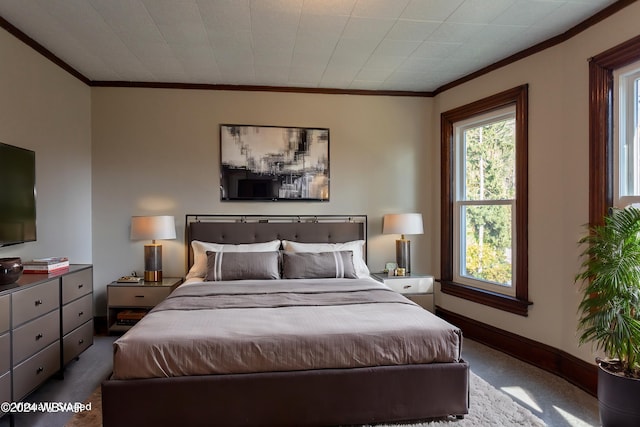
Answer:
[102,215,469,427]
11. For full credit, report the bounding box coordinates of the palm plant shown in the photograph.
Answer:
[575,207,640,378]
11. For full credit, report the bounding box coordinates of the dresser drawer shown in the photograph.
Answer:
[63,319,93,365]
[62,293,92,335]
[0,333,9,373]
[108,286,171,307]
[0,371,10,416]
[0,294,9,334]
[12,309,60,365]
[13,341,60,401]
[62,268,93,304]
[12,279,59,327]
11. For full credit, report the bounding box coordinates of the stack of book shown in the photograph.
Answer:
[116,309,147,326]
[23,257,70,274]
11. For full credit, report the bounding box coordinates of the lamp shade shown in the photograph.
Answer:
[130,215,176,241]
[383,213,424,235]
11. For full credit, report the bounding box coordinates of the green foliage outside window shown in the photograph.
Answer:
[461,117,515,285]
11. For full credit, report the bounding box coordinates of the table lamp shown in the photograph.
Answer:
[383,213,424,274]
[130,215,176,281]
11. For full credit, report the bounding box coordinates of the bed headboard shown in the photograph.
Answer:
[185,215,367,269]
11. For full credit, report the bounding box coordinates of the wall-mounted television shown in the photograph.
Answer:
[0,142,36,247]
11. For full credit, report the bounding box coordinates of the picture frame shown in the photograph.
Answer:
[220,124,330,201]
[384,262,397,273]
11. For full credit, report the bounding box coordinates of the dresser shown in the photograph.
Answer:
[0,264,93,414]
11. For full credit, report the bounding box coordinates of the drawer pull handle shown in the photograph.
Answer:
[36,367,44,374]
[35,299,43,306]
[403,285,412,289]
[78,284,84,289]
[78,311,84,317]
[135,295,145,298]
[78,339,84,345]
[35,333,43,340]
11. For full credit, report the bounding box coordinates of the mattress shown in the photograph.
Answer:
[112,278,462,380]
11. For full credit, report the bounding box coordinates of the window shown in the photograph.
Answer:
[454,107,516,293]
[441,85,530,316]
[614,62,640,207]
[589,35,640,227]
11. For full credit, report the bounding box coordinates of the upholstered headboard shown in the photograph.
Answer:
[185,215,367,269]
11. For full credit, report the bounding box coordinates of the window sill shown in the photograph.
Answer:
[440,280,532,316]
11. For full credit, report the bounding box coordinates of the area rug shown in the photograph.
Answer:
[65,371,545,426]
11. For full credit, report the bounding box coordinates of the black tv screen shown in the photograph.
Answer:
[0,142,36,246]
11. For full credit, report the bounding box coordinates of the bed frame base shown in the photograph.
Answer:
[102,361,469,427]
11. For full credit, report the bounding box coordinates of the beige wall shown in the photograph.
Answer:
[432,1,640,364]
[91,88,433,313]
[0,29,92,264]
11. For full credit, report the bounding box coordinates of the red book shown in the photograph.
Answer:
[23,260,70,274]
[23,267,70,275]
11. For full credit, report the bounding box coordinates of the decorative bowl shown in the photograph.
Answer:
[0,257,23,285]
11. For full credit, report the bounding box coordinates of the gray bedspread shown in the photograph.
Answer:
[112,278,462,380]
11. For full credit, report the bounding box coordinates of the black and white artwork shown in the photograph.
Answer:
[220,125,329,201]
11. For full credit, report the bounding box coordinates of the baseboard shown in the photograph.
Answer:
[436,306,597,397]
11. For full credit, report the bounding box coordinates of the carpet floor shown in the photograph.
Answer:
[65,371,545,427]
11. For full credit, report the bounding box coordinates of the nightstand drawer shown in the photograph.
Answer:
[62,293,93,335]
[13,341,60,401]
[63,319,93,365]
[12,309,60,365]
[0,333,9,373]
[0,294,9,333]
[62,268,93,304]
[12,279,59,326]
[108,286,172,307]
[384,277,433,294]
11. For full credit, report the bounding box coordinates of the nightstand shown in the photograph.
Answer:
[371,272,434,313]
[107,277,182,334]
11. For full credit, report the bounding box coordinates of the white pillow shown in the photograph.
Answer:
[187,239,281,279]
[281,240,370,278]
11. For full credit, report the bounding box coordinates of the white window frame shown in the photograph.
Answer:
[452,106,517,296]
[614,60,640,208]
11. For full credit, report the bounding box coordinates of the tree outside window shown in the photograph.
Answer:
[458,115,515,287]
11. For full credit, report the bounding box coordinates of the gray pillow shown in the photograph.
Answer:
[205,251,280,281]
[282,251,357,279]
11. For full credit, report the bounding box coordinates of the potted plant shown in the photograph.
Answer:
[575,206,640,426]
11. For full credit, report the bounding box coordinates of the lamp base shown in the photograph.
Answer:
[396,239,411,274]
[144,243,163,282]
[144,270,162,282]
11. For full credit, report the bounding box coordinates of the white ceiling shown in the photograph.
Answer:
[0,0,619,93]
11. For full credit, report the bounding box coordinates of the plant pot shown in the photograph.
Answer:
[598,362,640,426]
[0,257,23,285]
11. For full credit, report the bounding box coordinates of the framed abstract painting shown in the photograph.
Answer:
[220,124,330,201]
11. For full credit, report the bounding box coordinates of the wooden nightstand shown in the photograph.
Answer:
[371,272,434,313]
[107,277,182,334]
